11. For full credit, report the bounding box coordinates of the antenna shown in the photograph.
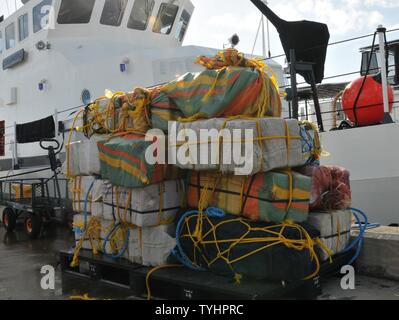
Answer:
[251,15,263,56]
[251,1,272,58]
[6,0,11,16]
[261,15,266,57]
[265,1,272,57]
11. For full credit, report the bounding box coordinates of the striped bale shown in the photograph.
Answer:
[150,66,281,132]
[98,133,180,189]
[187,171,312,223]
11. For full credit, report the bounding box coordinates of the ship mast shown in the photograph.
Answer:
[261,1,272,58]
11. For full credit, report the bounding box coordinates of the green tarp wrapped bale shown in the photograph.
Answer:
[150,66,282,132]
[176,212,321,281]
[98,134,180,189]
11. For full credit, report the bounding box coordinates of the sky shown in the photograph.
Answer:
[2,0,399,85]
[184,0,399,84]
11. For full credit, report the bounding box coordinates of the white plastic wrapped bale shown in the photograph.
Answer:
[307,210,352,262]
[64,131,109,177]
[70,177,106,218]
[73,214,103,252]
[99,220,175,265]
[128,224,176,267]
[102,180,184,227]
[172,118,312,175]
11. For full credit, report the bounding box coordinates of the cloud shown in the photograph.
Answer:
[190,0,396,39]
[263,0,389,35]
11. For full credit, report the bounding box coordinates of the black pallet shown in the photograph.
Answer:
[59,249,354,300]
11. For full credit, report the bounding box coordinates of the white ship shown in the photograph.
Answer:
[0,0,288,168]
[0,0,397,227]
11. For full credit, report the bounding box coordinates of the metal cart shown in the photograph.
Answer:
[1,139,72,238]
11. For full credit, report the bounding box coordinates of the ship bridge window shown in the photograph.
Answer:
[58,0,96,24]
[18,14,29,41]
[153,3,179,35]
[175,10,191,42]
[5,23,16,50]
[101,0,128,27]
[128,0,155,30]
[33,0,53,33]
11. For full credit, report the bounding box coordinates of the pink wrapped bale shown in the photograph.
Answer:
[297,165,351,211]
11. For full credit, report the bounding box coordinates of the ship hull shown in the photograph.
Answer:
[321,122,399,225]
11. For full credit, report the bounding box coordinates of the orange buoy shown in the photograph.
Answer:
[342,75,394,126]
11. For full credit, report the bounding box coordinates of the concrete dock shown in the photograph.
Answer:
[0,222,398,300]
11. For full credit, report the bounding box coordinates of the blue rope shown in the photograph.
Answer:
[82,178,130,259]
[343,208,368,265]
[72,180,95,242]
[173,207,226,271]
[300,126,319,166]
[102,222,130,259]
[83,180,95,228]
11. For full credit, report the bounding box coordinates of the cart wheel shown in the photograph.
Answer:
[25,214,42,239]
[2,208,17,232]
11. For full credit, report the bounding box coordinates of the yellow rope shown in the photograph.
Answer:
[71,217,102,268]
[146,265,182,300]
[70,293,97,301]
[332,91,344,130]
[180,213,329,280]
[300,120,322,161]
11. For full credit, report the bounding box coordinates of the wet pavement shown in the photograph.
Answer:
[0,221,73,300]
[0,221,399,300]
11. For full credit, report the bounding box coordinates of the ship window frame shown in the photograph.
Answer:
[33,0,53,33]
[360,51,379,76]
[57,0,96,25]
[18,13,29,42]
[175,9,191,42]
[153,3,179,35]
[0,31,3,54]
[5,23,16,50]
[0,121,4,157]
[387,50,397,86]
[127,0,155,31]
[100,0,128,27]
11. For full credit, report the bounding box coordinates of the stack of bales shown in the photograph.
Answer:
[166,50,330,281]
[65,48,353,281]
[66,90,182,268]
[298,165,352,262]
